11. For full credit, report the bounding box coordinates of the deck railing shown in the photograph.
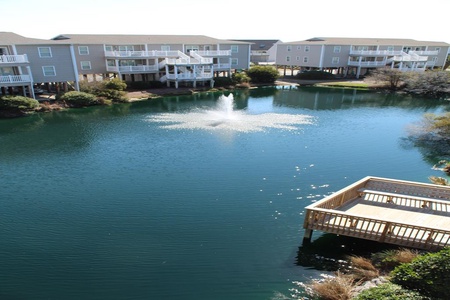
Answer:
[0,75,32,84]
[303,176,450,250]
[0,54,29,64]
[304,207,450,250]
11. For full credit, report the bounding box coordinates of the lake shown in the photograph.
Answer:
[0,86,448,299]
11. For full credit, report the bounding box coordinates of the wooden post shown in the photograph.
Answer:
[303,229,313,244]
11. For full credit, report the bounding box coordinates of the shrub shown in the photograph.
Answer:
[296,70,336,80]
[347,256,379,281]
[390,247,450,299]
[355,282,429,300]
[231,72,250,84]
[0,95,40,117]
[371,248,419,273]
[60,91,99,107]
[103,78,127,91]
[307,272,354,300]
[366,69,404,90]
[96,89,128,102]
[403,71,450,97]
[246,66,279,83]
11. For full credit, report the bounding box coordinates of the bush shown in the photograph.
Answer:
[366,69,404,90]
[96,89,128,102]
[390,247,450,299]
[403,71,450,97]
[355,283,429,300]
[103,78,127,91]
[246,66,279,83]
[60,91,99,107]
[296,70,336,80]
[0,95,40,117]
[232,72,250,84]
[347,256,379,281]
[371,248,419,273]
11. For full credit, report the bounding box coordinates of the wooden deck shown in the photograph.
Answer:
[303,176,450,250]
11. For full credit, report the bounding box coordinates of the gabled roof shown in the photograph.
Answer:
[50,34,252,45]
[284,37,450,46]
[234,39,281,51]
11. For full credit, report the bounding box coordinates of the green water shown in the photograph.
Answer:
[0,86,448,299]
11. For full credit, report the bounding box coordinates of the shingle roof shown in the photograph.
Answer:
[50,34,251,45]
[0,32,55,44]
[285,37,450,46]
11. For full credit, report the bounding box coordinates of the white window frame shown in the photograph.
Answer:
[186,45,199,53]
[286,56,290,62]
[297,46,301,50]
[231,45,238,53]
[231,58,238,65]
[161,45,170,51]
[78,46,89,55]
[38,47,52,58]
[119,45,134,51]
[304,46,310,52]
[296,56,300,61]
[333,46,341,53]
[80,61,92,70]
[287,45,291,52]
[387,46,394,51]
[105,45,113,52]
[435,47,441,53]
[42,66,56,76]
[332,57,339,64]
[303,56,308,63]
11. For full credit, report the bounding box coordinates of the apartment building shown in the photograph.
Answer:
[276,37,450,78]
[235,39,281,65]
[0,32,252,98]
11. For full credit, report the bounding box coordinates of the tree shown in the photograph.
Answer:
[402,71,450,97]
[367,69,404,90]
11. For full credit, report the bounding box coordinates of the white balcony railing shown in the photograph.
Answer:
[166,72,213,80]
[347,60,387,67]
[104,50,180,58]
[195,50,231,57]
[106,65,159,73]
[0,75,32,84]
[393,55,428,62]
[410,50,439,56]
[204,63,231,70]
[0,54,29,64]
[349,50,403,56]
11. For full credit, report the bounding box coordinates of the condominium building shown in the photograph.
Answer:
[276,37,450,78]
[234,39,281,65]
[0,32,252,98]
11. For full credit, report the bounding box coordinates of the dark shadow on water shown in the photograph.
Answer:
[296,234,402,271]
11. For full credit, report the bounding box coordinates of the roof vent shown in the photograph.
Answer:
[306,37,325,42]
[52,35,70,40]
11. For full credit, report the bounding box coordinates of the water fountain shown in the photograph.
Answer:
[147,93,314,133]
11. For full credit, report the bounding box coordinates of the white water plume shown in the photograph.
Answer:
[147,94,314,133]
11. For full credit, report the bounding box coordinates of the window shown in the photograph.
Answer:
[161,45,170,51]
[79,46,89,55]
[42,66,56,76]
[38,47,52,58]
[296,56,300,61]
[303,56,308,63]
[387,46,394,51]
[80,61,91,70]
[333,46,341,53]
[297,46,301,50]
[231,58,238,65]
[332,57,339,64]
[304,46,310,52]
[186,45,199,53]
[287,45,291,52]
[231,45,238,53]
[107,59,115,67]
[105,45,113,52]
[435,47,441,53]
[119,45,134,51]
[286,56,291,62]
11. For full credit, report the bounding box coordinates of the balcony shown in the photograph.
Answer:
[104,50,180,58]
[195,50,231,57]
[347,60,388,67]
[0,54,29,65]
[349,50,403,56]
[410,50,439,56]
[166,72,213,80]
[106,65,159,73]
[0,75,32,85]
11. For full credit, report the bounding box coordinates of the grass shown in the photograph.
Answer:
[309,272,355,300]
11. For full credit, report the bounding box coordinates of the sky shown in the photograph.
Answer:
[2,0,449,43]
